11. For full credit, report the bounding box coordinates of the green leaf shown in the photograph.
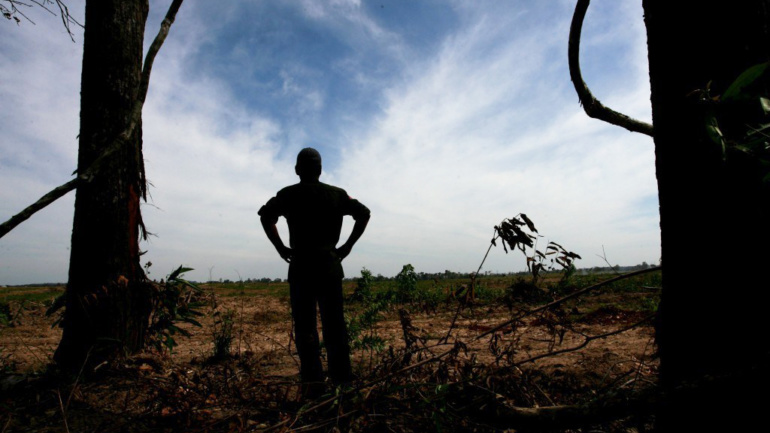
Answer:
[164,336,176,350]
[185,318,203,327]
[704,112,726,157]
[180,279,202,292]
[168,265,195,281]
[520,213,538,233]
[722,62,769,101]
[760,97,770,115]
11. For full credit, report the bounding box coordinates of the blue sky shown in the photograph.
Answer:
[0,0,658,285]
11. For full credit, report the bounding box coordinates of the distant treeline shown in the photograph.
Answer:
[209,261,659,284]
[2,262,659,287]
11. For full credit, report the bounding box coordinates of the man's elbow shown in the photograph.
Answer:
[260,215,277,229]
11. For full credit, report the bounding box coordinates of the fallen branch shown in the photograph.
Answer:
[475,383,658,430]
[0,0,185,240]
[569,0,653,136]
[513,314,654,366]
[474,266,661,341]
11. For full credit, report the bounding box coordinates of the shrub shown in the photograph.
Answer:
[146,266,205,352]
[395,264,417,302]
[350,267,374,302]
[211,309,236,359]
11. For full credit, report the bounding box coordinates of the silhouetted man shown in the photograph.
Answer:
[259,148,370,390]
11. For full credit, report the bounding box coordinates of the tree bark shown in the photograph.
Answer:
[644,1,770,430]
[54,0,151,371]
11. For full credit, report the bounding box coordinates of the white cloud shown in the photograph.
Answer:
[0,8,83,284]
[0,0,660,284]
[334,0,658,276]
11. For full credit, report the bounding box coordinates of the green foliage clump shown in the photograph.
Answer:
[346,297,388,352]
[350,267,374,302]
[347,268,389,352]
[147,266,205,352]
[395,264,417,302]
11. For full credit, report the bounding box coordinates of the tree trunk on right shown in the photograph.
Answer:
[644,1,770,430]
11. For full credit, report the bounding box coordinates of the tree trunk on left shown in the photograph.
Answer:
[54,0,151,372]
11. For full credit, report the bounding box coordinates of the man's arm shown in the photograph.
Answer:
[335,214,370,260]
[261,216,292,263]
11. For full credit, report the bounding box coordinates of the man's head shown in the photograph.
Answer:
[295,147,322,180]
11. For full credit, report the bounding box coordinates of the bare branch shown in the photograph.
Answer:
[0,178,79,238]
[512,314,654,366]
[473,266,661,341]
[569,0,653,136]
[47,0,83,41]
[478,384,658,430]
[0,0,185,240]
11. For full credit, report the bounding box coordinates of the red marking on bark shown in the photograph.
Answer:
[128,185,140,275]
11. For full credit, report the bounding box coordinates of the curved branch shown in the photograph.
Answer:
[0,0,185,241]
[569,0,653,136]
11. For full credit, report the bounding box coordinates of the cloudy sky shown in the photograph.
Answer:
[0,0,658,285]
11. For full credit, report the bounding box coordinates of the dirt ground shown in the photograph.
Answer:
[1,291,656,374]
[0,286,658,432]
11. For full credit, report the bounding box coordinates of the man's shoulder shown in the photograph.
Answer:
[276,181,345,194]
[275,182,308,197]
[276,183,299,194]
[318,181,347,195]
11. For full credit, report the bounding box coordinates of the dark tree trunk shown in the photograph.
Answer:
[54,0,151,371]
[644,1,770,429]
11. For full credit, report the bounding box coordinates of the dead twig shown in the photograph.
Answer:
[1,415,11,433]
[1,1,82,41]
[55,389,70,433]
[252,330,301,371]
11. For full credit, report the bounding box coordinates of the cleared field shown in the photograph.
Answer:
[0,271,660,432]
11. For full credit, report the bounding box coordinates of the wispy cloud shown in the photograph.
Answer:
[0,7,83,284]
[0,0,659,284]
[335,0,657,275]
